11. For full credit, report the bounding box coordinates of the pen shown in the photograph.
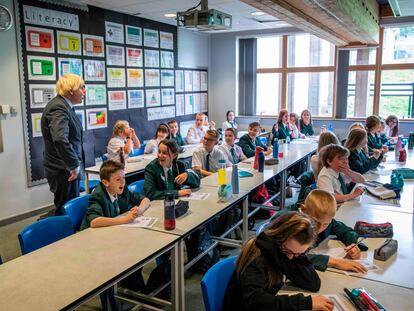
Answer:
[359,291,380,311]
[343,288,365,311]
[344,237,366,256]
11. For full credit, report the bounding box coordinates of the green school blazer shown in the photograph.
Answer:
[238,134,268,158]
[367,133,384,152]
[271,122,291,144]
[300,123,314,136]
[349,149,382,174]
[171,133,185,146]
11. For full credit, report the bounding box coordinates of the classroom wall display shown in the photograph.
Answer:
[82,34,104,57]
[85,84,106,106]
[25,26,54,53]
[106,45,125,66]
[144,49,160,68]
[161,70,174,87]
[146,89,161,107]
[145,69,160,87]
[192,71,200,92]
[108,90,127,110]
[176,94,185,116]
[161,88,175,106]
[184,70,193,92]
[56,31,82,55]
[160,51,174,68]
[143,28,159,48]
[126,47,142,67]
[127,68,144,87]
[84,60,105,81]
[200,93,208,112]
[23,4,80,30]
[125,25,142,46]
[200,71,208,91]
[105,21,124,44]
[31,113,43,137]
[86,108,107,130]
[160,31,174,50]
[29,84,56,109]
[176,68,208,116]
[58,58,83,77]
[107,67,126,88]
[148,106,175,121]
[175,70,184,92]
[75,109,86,130]
[128,89,144,108]
[193,93,201,113]
[185,93,193,115]
[27,55,56,81]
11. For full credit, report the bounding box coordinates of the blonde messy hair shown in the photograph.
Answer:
[302,189,336,219]
[56,74,84,97]
[112,120,130,137]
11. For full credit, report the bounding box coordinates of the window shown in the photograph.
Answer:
[257,36,282,68]
[256,73,281,115]
[349,49,377,65]
[383,26,414,64]
[347,71,375,118]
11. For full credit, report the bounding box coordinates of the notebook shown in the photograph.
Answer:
[365,186,396,200]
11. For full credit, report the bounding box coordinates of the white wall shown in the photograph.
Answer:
[178,28,210,68]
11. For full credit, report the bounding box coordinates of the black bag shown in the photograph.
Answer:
[188,226,219,274]
[143,259,171,300]
[175,200,189,218]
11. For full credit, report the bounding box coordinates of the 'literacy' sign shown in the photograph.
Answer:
[23,5,79,31]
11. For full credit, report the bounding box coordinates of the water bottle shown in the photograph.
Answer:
[164,192,176,230]
[286,136,291,144]
[395,136,402,157]
[278,140,284,158]
[253,146,263,169]
[218,159,226,185]
[231,164,239,194]
[273,139,279,159]
[391,172,404,189]
[258,150,265,172]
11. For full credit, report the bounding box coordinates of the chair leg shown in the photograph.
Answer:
[99,287,119,311]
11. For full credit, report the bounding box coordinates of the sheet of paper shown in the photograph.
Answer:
[326,295,351,311]
[327,258,381,276]
[186,192,210,200]
[119,217,158,228]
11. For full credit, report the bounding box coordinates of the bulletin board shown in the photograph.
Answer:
[15,0,208,186]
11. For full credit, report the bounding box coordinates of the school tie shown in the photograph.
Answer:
[338,174,349,195]
[230,147,237,164]
[205,153,210,172]
[167,169,175,191]
[113,199,120,215]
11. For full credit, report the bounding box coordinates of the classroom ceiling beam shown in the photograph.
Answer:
[241,0,380,46]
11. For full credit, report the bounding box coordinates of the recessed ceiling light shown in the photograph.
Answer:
[164,13,176,18]
[251,11,265,16]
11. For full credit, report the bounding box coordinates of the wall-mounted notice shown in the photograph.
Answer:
[127,68,144,87]
[147,106,175,121]
[192,71,200,92]
[82,34,104,57]
[193,93,201,113]
[84,60,105,81]
[146,89,161,107]
[160,51,174,68]
[161,70,174,87]
[160,31,174,50]
[125,25,142,46]
[126,48,142,67]
[23,5,79,31]
[25,26,54,53]
[105,21,124,44]
[57,31,81,55]
[29,84,55,108]
[145,69,160,87]
[176,94,185,116]
[58,58,82,77]
[200,71,208,91]
[31,113,43,137]
[107,68,126,88]
[75,109,85,130]
[184,70,193,92]
[27,55,56,81]
[86,108,107,129]
[143,28,159,48]
[108,90,127,110]
[106,45,125,66]
[175,70,184,92]
[85,84,106,106]
[128,89,144,108]
[185,93,193,114]
[144,49,159,68]
[161,88,175,106]
[200,93,208,112]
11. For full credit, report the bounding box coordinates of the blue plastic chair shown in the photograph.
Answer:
[62,194,91,231]
[259,136,268,146]
[18,216,74,255]
[200,256,237,311]
[256,221,270,235]
[80,179,100,193]
[128,180,145,194]
[129,143,146,157]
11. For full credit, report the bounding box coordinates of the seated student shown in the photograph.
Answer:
[299,109,314,136]
[310,132,340,179]
[385,114,399,140]
[107,120,141,162]
[272,109,292,144]
[341,122,365,146]
[222,110,238,130]
[282,189,368,273]
[167,120,185,146]
[186,113,215,144]
[366,115,389,154]
[345,128,383,174]
[317,144,365,203]
[289,112,303,139]
[223,212,333,311]
[144,123,170,155]
[239,122,272,158]
[219,128,246,164]
[143,139,200,200]
[192,129,230,177]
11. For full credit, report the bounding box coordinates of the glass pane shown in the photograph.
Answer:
[287,34,335,67]
[256,73,281,115]
[257,36,282,68]
[379,70,414,119]
[347,71,375,118]
[349,49,377,65]
[383,25,414,64]
[286,72,334,117]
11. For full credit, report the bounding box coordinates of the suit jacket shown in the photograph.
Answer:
[41,95,84,176]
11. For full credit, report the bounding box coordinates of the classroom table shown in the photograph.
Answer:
[0,226,181,311]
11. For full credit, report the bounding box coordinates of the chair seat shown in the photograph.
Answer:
[80,179,100,192]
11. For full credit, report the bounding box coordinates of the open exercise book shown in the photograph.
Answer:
[363,181,397,200]
[119,217,158,228]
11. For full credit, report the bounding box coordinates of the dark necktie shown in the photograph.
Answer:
[230,147,237,164]
[338,174,349,195]
[113,199,120,216]
[167,169,175,190]
[205,153,210,172]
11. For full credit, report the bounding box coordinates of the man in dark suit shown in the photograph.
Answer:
[41,74,86,215]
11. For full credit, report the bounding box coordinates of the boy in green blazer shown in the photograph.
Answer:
[168,120,185,146]
[238,122,272,158]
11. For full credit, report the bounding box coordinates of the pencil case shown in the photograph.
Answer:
[374,238,398,261]
[175,200,189,218]
[354,221,393,238]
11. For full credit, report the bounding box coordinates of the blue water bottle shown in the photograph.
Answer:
[231,164,239,194]
[273,139,279,159]
[328,124,334,132]
[258,151,265,172]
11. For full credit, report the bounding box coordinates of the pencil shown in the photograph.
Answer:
[344,237,366,256]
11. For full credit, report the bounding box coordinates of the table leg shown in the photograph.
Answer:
[171,240,185,311]
[242,197,249,242]
[84,171,90,194]
[280,170,286,209]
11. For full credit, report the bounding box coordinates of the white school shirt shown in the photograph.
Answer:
[144,138,161,155]
[192,146,229,173]
[310,154,320,179]
[317,166,350,195]
[222,121,238,130]
[186,125,208,144]
[291,123,299,138]
[107,136,132,162]
[218,142,246,164]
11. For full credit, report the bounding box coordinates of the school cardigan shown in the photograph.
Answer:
[367,133,384,153]
[272,122,291,141]
[143,158,200,200]
[80,183,145,230]
[300,123,314,136]
[170,133,185,146]
[349,149,382,174]
[223,233,320,311]
[238,134,268,158]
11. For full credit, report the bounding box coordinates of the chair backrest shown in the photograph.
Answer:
[128,179,145,194]
[18,216,74,255]
[200,256,237,311]
[62,194,91,231]
[256,220,270,235]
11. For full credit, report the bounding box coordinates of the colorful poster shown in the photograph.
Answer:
[160,51,174,68]
[147,106,175,121]
[161,70,174,87]
[184,70,193,92]
[161,88,175,106]
[86,108,107,129]
[84,60,105,81]
[200,71,208,91]
[29,84,55,108]
[31,113,43,137]
[126,48,143,67]
[127,68,144,87]
[128,90,144,108]
[145,69,160,87]
[106,45,125,66]
[144,49,159,67]
[185,93,194,115]
[176,94,185,116]
[57,31,81,55]
[193,71,201,92]
[107,68,126,88]
[175,70,184,92]
[25,26,54,53]
[23,5,79,31]
[193,93,201,113]
[85,84,106,106]
[105,21,124,44]
[125,25,142,46]
[82,34,104,57]
[58,58,82,77]
[146,89,161,107]
[27,55,56,81]
[108,91,127,110]
[75,109,85,130]
[143,28,159,48]
[200,93,208,112]
[160,31,174,50]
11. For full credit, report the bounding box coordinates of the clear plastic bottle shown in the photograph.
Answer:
[218,159,226,185]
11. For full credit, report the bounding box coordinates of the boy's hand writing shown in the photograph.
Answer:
[344,243,361,259]
[312,295,334,311]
